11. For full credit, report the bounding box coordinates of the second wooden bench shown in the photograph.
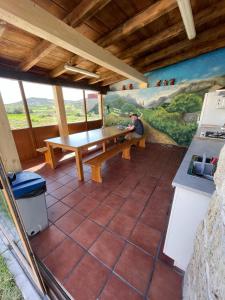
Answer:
[85,139,138,183]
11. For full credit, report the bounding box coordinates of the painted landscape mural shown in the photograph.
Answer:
[104,48,225,147]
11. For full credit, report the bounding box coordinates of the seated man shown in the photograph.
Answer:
[125,113,144,140]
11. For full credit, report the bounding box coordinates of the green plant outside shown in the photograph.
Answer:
[0,255,23,300]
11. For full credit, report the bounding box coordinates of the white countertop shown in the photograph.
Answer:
[173,136,225,196]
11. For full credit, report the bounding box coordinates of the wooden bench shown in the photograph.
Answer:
[85,139,138,183]
[36,147,50,163]
[37,146,58,163]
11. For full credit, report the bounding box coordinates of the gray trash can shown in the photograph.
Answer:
[10,171,48,236]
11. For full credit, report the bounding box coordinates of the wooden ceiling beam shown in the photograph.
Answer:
[50,0,177,78]
[102,31,225,87]
[93,1,225,82]
[97,0,177,48]
[101,75,125,86]
[142,36,225,74]
[19,0,110,71]
[136,23,225,69]
[78,0,225,84]
[0,65,108,92]
[0,0,147,83]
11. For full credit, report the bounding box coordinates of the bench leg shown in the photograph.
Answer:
[44,151,50,164]
[138,138,146,148]
[46,144,56,168]
[91,166,102,183]
[122,147,131,160]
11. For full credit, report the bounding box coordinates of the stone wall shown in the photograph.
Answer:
[183,145,225,299]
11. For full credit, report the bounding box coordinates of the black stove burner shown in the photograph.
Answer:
[205,131,225,139]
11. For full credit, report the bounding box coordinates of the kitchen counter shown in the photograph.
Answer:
[173,137,225,196]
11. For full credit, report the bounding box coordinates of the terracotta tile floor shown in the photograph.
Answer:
[24,143,186,300]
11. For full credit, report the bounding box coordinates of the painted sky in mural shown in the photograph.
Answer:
[110,48,225,91]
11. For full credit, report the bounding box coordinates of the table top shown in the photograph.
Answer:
[45,126,130,149]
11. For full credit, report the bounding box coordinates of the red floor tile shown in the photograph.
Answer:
[64,179,84,190]
[47,201,70,223]
[43,238,84,282]
[103,193,125,210]
[108,212,136,239]
[120,198,145,219]
[55,210,85,234]
[46,194,58,208]
[55,174,74,185]
[49,186,74,200]
[99,275,143,300]
[147,261,183,300]
[113,185,132,198]
[140,209,167,232]
[61,190,85,208]
[47,181,62,193]
[30,225,66,259]
[129,222,161,256]
[114,244,154,294]
[64,254,110,300]
[74,196,100,217]
[76,182,96,195]
[89,187,110,202]
[90,230,125,269]
[89,204,116,226]
[70,219,103,249]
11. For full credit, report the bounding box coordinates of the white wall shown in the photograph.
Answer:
[199,92,225,126]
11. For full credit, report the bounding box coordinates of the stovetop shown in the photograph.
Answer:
[205,131,225,139]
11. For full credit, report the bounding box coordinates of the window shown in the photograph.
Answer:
[85,90,100,121]
[0,78,28,129]
[22,82,57,127]
[62,87,85,123]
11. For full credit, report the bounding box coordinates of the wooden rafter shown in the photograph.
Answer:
[102,24,225,86]
[97,0,177,48]
[72,0,225,85]
[19,0,111,71]
[136,23,225,69]
[143,35,225,73]
[50,0,177,78]
[0,0,147,83]
[91,1,225,85]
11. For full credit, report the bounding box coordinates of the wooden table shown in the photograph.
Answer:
[45,126,130,181]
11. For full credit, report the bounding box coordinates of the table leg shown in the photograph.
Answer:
[46,144,56,169]
[102,141,106,152]
[75,149,84,181]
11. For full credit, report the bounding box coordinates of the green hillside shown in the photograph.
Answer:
[5,97,99,129]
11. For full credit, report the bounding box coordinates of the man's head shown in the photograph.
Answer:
[130,113,138,123]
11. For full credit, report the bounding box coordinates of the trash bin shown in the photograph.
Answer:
[10,171,48,236]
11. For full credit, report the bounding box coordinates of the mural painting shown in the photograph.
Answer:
[104,48,225,147]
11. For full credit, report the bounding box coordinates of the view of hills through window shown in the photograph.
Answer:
[0,78,101,129]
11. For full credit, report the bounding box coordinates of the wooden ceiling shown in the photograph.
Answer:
[0,0,224,91]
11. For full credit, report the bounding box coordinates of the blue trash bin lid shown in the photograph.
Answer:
[11,171,46,199]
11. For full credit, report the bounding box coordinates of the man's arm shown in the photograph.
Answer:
[127,125,135,131]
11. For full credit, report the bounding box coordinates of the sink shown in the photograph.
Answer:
[187,155,216,181]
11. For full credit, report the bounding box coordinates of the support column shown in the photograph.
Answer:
[0,93,22,172]
[52,85,69,137]
[98,93,105,126]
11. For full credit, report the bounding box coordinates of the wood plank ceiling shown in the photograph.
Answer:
[0,0,224,90]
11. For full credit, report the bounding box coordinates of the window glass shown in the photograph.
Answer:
[85,90,100,121]
[23,81,57,127]
[62,87,85,123]
[0,78,28,129]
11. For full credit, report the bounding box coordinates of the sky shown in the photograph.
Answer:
[0,78,88,104]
